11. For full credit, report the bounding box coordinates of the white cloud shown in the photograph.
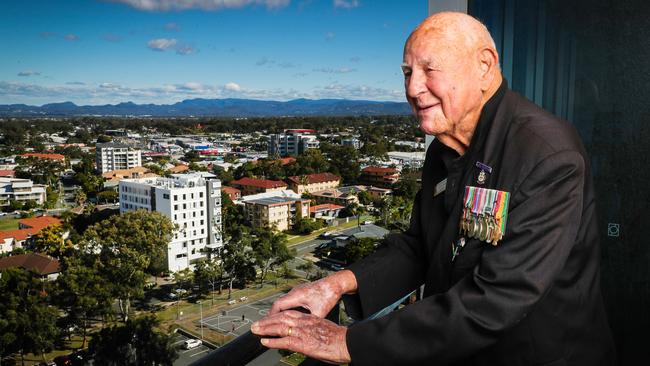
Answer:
[65,34,79,41]
[313,67,356,74]
[109,0,290,11]
[0,80,404,106]
[39,32,57,39]
[349,56,361,63]
[176,44,198,55]
[147,38,178,51]
[225,82,242,92]
[333,0,359,9]
[66,81,86,86]
[256,57,272,66]
[164,22,181,31]
[325,31,335,41]
[18,71,41,77]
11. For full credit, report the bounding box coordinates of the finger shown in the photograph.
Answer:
[251,313,298,335]
[252,321,297,338]
[270,293,308,315]
[260,337,298,353]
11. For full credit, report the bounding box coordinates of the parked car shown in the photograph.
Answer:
[183,339,202,349]
[362,220,373,225]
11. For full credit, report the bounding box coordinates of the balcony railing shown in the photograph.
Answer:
[189,306,339,366]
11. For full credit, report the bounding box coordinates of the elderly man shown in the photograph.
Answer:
[252,12,616,365]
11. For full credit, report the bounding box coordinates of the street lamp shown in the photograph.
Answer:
[199,301,204,340]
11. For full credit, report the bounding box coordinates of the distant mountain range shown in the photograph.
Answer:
[0,98,412,117]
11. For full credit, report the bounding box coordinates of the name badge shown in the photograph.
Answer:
[434,178,447,197]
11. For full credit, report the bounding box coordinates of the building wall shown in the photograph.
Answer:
[119,176,222,272]
[97,146,142,173]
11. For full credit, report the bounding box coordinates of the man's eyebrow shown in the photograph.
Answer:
[401,62,411,70]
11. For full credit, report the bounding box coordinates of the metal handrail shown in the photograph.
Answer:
[188,306,339,366]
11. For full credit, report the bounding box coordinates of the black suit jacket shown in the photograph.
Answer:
[345,87,616,365]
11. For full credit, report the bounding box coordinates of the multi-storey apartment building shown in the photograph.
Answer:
[0,178,47,206]
[96,143,142,173]
[285,173,341,195]
[359,166,400,188]
[243,194,311,231]
[268,129,319,157]
[119,174,222,272]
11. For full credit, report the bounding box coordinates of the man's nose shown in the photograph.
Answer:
[405,70,426,98]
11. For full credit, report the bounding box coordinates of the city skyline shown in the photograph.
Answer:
[0,0,425,106]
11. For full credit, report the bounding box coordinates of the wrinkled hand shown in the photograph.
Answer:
[269,269,357,318]
[251,310,351,364]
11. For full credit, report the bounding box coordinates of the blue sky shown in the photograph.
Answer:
[0,0,426,106]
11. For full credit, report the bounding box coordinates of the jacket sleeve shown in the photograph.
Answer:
[346,150,586,365]
[343,190,428,319]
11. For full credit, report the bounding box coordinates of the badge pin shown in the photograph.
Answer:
[475,161,492,185]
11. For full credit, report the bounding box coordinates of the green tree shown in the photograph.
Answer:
[344,237,379,264]
[88,314,178,366]
[296,260,316,280]
[393,175,420,201]
[320,144,360,184]
[55,257,113,348]
[30,225,73,259]
[96,190,119,204]
[357,190,373,206]
[0,268,58,365]
[220,224,255,299]
[193,258,222,305]
[80,210,175,321]
[15,157,64,187]
[251,227,294,288]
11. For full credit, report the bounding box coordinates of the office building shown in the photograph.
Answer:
[0,178,47,207]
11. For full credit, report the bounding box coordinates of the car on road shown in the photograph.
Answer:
[362,220,374,225]
[183,339,202,349]
[319,231,333,238]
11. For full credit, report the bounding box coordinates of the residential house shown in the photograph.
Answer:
[360,166,400,188]
[0,252,60,281]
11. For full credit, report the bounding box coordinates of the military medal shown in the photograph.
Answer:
[460,185,510,245]
[475,161,492,185]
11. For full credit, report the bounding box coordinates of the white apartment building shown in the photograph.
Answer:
[96,143,142,173]
[268,129,320,157]
[0,178,47,206]
[119,174,223,272]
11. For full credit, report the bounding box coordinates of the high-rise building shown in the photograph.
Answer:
[119,174,223,272]
[96,143,142,173]
[268,129,319,157]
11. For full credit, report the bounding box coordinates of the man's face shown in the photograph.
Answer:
[402,33,483,137]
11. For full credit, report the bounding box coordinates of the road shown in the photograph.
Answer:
[288,223,389,275]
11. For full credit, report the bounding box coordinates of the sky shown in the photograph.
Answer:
[0,0,427,106]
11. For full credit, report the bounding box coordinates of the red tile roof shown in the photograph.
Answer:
[19,216,62,230]
[0,253,60,276]
[287,173,341,185]
[230,177,287,189]
[0,216,62,242]
[20,153,65,161]
[362,166,399,174]
[279,157,296,165]
[0,169,15,177]
[309,203,345,213]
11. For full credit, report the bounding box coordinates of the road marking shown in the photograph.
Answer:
[188,348,210,358]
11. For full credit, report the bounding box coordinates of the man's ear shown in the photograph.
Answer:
[478,47,499,90]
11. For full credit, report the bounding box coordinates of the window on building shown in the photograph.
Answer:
[200,192,204,198]
[174,204,178,210]
[193,212,196,217]
[183,203,187,209]
[183,194,186,200]
[182,242,187,248]
[174,194,178,200]
[191,193,194,199]
[200,201,204,207]
[163,193,169,199]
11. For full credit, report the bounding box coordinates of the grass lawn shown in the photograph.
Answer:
[18,335,90,365]
[0,217,20,231]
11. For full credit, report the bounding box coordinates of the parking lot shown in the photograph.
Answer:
[171,332,212,366]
